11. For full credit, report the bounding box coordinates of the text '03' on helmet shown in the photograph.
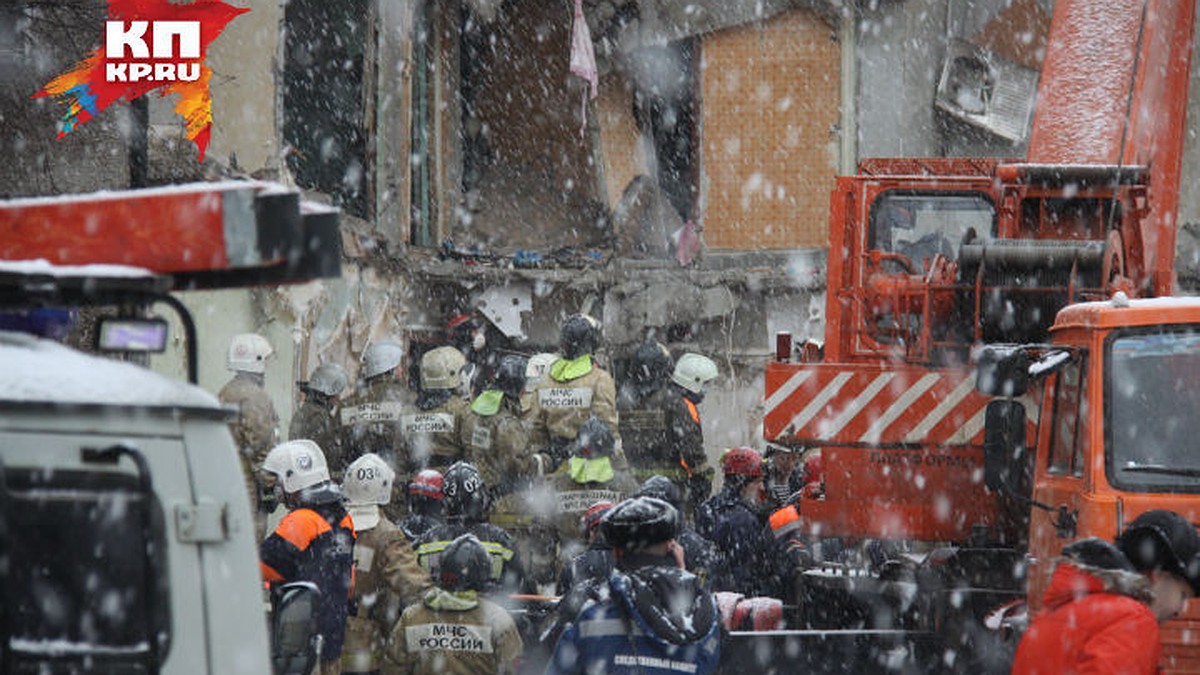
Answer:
[439,534,492,591]
[362,340,404,380]
[409,469,444,501]
[572,416,616,458]
[721,447,764,479]
[306,362,349,397]
[602,496,680,551]
[493,354,527,398]
[1118,509,1200,595]
[442,461,487,520]
[421,346,467,391]
[671,353,718,394]
[342,453,396,506]
[560,313,601,360]
[227,333,273,374]
[262,440,330,493]
[630,340,673,385]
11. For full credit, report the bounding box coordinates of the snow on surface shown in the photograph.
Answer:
[0,330,218,408]
[0,259,155,279]
[0,180,265,208]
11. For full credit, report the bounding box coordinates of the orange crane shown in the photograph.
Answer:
[755,0,1199,670]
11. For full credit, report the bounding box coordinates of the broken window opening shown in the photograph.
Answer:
[633,39,699,224]
[283,0,370,219]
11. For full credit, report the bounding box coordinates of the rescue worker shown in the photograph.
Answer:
[219,332,280,540]
[529,313,620,467]
[549,416,639,569]
[341,339,408,472]
[762,443,805,512]
[696,447,779,597]
[402,346,470,472]
[1012,510,1200,674]
[446,312,497,398]
[290,362,350,479]
[545,496,721,675]
[382,534,524,675]
[414,461,527,596]
[399,469,445,542]
[636,474,714,581]
[258,440,356,675]
[666,352,719,517]
[540,501,616,654]
[340,453,433,675]
[555,500,616,597]
[461,354,557,586]
[616,341,691,490]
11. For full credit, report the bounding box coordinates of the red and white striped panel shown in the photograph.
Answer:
[763,362,994,447]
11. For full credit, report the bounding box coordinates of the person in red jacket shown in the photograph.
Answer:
[1012,510,1200,675]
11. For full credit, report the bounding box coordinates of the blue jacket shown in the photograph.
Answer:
[546,554,720,675]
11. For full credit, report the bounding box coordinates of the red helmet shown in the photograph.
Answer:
[409,469,444,500]
[580,500,615,535]
[721,447,764,478]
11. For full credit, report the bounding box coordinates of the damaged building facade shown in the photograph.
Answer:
[7,0,1200,458]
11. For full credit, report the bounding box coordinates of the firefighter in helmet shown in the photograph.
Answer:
[549,416,638,570]
[696,447,780,597]
[219,332,280,540]
[666,352,719,518]
[340,453,430,675]
[383,534,524,675]
[400,469,445,542]
[258,440,355,675]
[463,354,559,586]
[529,313,621,468]
[290,362,350,479]
[402,345,470,472]
[341,339,409,474]
[414,461,527,595]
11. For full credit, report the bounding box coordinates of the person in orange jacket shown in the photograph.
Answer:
[1012,510,1200,675]
[259,440,357,675]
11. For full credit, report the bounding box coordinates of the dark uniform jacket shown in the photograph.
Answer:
[260,485,356,662]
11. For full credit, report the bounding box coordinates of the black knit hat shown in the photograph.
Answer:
[1117,510,1200,595]
[602,496,680,551]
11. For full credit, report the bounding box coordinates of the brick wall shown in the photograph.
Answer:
[700,9,840,250]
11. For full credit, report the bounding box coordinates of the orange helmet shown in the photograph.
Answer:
[720,447,764,478]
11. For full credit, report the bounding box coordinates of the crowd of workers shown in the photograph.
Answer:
[217,313,1200,675]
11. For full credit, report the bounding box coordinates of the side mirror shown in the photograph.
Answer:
[976,346,1031,397]
[983,399,1027,492]
[271,581,323,675]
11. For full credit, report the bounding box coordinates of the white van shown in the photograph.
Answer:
[0,327,273,674]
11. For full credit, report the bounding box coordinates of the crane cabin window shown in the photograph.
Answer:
[869,192,995,269]
[1047,356,1087,477]
[1107,327,1200,492]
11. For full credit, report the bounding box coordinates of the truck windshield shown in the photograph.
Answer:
[1108,327,1200,492]
[869,192,995,265]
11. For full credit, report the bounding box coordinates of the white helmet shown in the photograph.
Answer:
[671,353,718,394]
[261,440,330,493]
[524,352,559,392]
[421,346,467,390]
[306,363,349,397]
[362,340,404,380]
[342,453,396,506]
[227,333,273,374]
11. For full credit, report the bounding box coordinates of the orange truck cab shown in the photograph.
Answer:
[980,296,1200,672]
